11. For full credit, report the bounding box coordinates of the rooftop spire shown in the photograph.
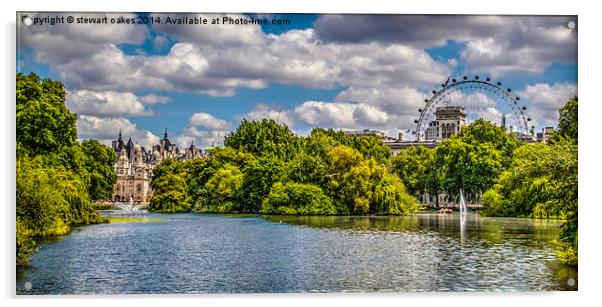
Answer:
[118,129,122,141]
[163,127,168,139]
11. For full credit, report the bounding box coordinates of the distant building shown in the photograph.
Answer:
[426,106,467,140]
[343,129,386,140]
[111,129,203,203]
[536,127,556,143]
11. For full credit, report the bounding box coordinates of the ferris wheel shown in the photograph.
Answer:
[414,75,531,140]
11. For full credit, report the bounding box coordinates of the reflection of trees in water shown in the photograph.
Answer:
[263,213,561,245]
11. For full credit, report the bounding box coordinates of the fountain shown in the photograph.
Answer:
[111,196,148,213]
[459,189,468,227]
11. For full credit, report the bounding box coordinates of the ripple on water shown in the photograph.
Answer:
[17,213,576,294]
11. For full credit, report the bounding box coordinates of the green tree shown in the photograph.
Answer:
[391,146,434,197]
[16,73,106,265]
[149,173,190,213]
[199,164,244,213]
[224,119,300,160]
[457,119,518,167]
[149,158,191,212]
[328,145,418,214]
[260,182,336,215]
[436,137,502,200]
[557,97,578,142]
[81,139,117,199]
[16,72,78,157]
[237,154,288,213]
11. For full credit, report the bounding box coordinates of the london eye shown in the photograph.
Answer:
[414,76,531,140]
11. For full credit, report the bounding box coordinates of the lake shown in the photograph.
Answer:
[16,212,577,294]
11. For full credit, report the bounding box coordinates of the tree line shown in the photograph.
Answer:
[16,73,117,265]
[148,120,420,216]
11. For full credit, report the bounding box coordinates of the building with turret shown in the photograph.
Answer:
[112,129,203,203]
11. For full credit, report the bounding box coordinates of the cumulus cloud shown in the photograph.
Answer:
[188,112,230,130]
[139,94,172,105]
[23,13,449,96]
[517,82,577,127]
[20,12,148,64]
[76,115,160,147]
[314,15,577,76]
[67,90,153,116]
[172,112,231,148]
[240,104,295,127]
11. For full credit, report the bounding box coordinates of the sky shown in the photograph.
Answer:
[16,13,578,149]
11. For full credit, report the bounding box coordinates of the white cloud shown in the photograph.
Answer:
[240,104,295,127]
[20,12,148,64]
[24,14,449,96]
[76,115,160,148]
[294,101,357,128]
[517,83,577,127]
[353,104,389,125]
[67,90,153,117]
[188,112,230,130]
[139,94,172,105]
[314,15,577,76]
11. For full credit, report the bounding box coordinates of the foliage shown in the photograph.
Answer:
[16,73,78,157]
[260,182,336,215]
[557,97,578,142]
[481,138,577,264]
[152,121,418,216]
[391,146,435,197]
[436,137,502,198]
[16,73,108,265]
[224,118,300,160]
[328,145,418,214]
[198,164,244,213]
[237,154,288,213]
[149,158,191,213]
[81,139,117,199]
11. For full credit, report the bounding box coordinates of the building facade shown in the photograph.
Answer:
[427,106,467,140]
[112,129,203,203]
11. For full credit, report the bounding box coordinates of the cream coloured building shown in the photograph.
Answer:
[112,129,203,203]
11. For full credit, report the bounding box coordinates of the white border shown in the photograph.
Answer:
[2,1,600,306]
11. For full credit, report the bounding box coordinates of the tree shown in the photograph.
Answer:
[391,146,434,197]
[224,119,300,160]
[328,145,418,214]
[237,154,288,213]
[149,158,191,213]
[81,139,117,199]
[436,137,502,200]
[16,72,78,157]
[557,97,578,142]
[149,173,190,213]
[457,119,518,167]
[16,73,106,265]
[199,164,244,213]
[260,182,336,215]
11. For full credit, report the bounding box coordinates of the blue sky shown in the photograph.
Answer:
[17,13,577,148]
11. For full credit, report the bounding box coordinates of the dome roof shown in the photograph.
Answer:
[118,149,128,161]
[133,143,142,152]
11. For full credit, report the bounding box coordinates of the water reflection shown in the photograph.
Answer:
[17,213,576,294]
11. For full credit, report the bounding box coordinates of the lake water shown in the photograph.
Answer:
[16,212,577,294]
